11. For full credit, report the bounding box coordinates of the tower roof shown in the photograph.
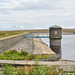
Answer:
[50,25,62,29]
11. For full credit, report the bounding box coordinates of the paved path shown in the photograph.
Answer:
[0,60,75,66]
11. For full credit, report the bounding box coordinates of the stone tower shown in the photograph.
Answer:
[49,25,62,54]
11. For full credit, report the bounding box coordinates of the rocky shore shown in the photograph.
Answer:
[39,54,61,61]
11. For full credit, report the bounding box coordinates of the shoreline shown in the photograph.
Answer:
[62,32,75,35]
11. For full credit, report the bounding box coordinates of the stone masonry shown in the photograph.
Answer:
[0,34,24,53]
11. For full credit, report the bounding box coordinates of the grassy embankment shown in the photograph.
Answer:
[0,31,27,40]
[0,49,53,60]
[0,30,48,39]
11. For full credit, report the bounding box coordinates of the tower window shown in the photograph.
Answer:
[54,31,57,34]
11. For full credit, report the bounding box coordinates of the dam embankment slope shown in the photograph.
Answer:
[0,33,55,54]
[10,38,55,54]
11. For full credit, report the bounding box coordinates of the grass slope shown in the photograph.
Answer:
[0,31,27,39]
[0,49,53,60]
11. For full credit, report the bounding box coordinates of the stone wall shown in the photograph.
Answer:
[0,34,25,53]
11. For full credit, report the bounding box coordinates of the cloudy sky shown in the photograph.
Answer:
[0,0,75,30]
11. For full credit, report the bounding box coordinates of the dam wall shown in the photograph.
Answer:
[0,32,55,55]
[0,33,29,53]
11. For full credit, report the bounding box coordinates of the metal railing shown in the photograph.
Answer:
[24,32,49,38]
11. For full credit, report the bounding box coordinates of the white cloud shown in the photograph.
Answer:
[0,0,75,30]
[13,26,25,29]
[34,27,45,29]
[62,26,75,29]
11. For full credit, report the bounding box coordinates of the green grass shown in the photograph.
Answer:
[0,64,75,75]
[34,54,53,60]
[0,49,53,60]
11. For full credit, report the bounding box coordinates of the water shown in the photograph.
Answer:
[41,35,75,60]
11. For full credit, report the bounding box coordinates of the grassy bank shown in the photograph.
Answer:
[0,31,27,39]
[0,50,53,60]
[63,29,75,34]
[0,64,75,75]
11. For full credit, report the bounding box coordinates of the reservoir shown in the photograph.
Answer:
[42,35,75,60]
